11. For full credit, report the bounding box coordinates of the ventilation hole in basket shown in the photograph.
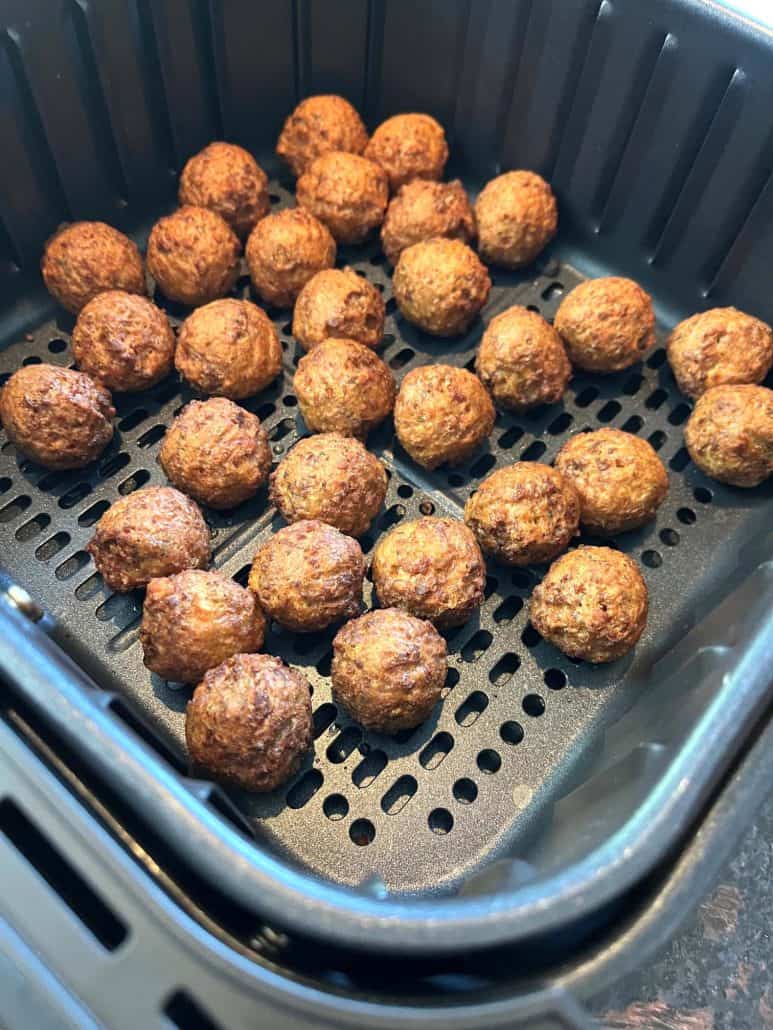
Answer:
[326,726,362,763]
[418,498,435,516]
[352,749,387,788]
[15,513,51,542]
[677,507,697,526]
[660,528,679,547]
[484,575,498,599]
[380,503,406,530]
[385,298,397,316]
[98,452,130,480]
[78,500,109,527]
[419,732,453,770]
[489,652,520,685]
[349,819,376,846]
[521,440,546,462]
[397,484,413,498]
[442,667,460,699]
[232,564,251,588]
[389,347,414,369]
[55,550,90,581]
[323,794,349,821]
[137,424,166,448]
[544,668,567,690]
[47,337,67,353]
[493,595,523,623]
[645,388,668,410]
[669,447,690,471]
[0,496,31,523]
[455,690,489,727]
[477,749,501,774]
[34,531,70,561]
[647,430,666,451]
[521,625,542,648]
[622,373,643,395]
[621,415,643,434]
[428,808,453,835]
[270,417,295,442]
[523,693,546,717]
[74,574,103,601]
[453,778,478,804]
[575,386,599,408]
[381,775,417,815]
[313,703,337,739]
[511,569,534,589]
[359,533,374,555]
[461,630,493,663]
[281,320,293,335]
[647,348,667,368]
[548,412,572,435]
[316,651,332,677]
[118,408,149,432]
[0,477,11,495]
[96,593,140,629]
[58,483,91,509]
[118,469,151,495]
[642,549,662,568]
[596,400,621,423]
[21,355,42,365]
[255,401,276,421]
[694,486,712,504]
[500,721,524,745]
[286,769,323,809]
[446,472,464,488]
[283,394,298,408]
[499,426,524,449]
[37,470,68,493]
[469,453,496,479]
[668,403,691,426]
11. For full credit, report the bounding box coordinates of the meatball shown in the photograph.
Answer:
[476,305,571,411]
[186,653,312,793]
[332,609,447,733]
[530,546,648,663]
[270,433,387,537]
[147,206,240,307]
[392,238,491,336]
[381,179,476,266]
[245,208,335,309]
[140,570,266,683]
[296,152,388,245]
[160,398,271,509]
[554,429,668,536]
[475,171,557,269]
[372,517,485,628]
[276,94,368,178]
[292,268,385,351]
[464,463,580,566]
[249,520,364,631]
[179,141,270,239]
[554,277,655,373]
[684,384,773,488]
[364,113,448,192]
[666,307,773,399]
[87,486,210,593]
[175,299,282,399]
[0,364,114,469]
[394,364,494,469]
[41,221,146,314]
[71,290,175,392]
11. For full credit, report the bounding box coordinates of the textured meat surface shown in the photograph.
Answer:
[245,208,336,308]
[179,141,270,238]
[667,307,773,399]
[147,206,241,307]
[381,179,475,265]
[41,221,146,314]
[296,152,389,245]
[276,95,368,178]
[554,277,655,373]
[392,238,491,336]
[684,384,773,487]
[475,171,557,269]
[364,113,448,192]
[292,268,385,351]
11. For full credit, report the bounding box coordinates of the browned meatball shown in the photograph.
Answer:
[394,364,494,468]
[292,268,385,351]
[270,433,387,537]
[294,338,395,439]
[381,179,476,266]
[179,142,270,239]
[0,364,114,469]
[296,152,388,245]
[392,238,491,336]
[684,384,773,488]
[364,113,448,193]
[175,299,282,399]
[245,208,336,309]
[555,429,668,535]
[464,463,580,565]
[249,519,364,631]
[276,95,368,178]
[554,277,655,373]
[186,653,312,792]
[475,171,557,269]
[331,608,447,733]
[160,398,271,509]
[41,221,146,314]
[140,570,266,683]
[666,307,773,399]
[88,486,210,593]
[147,206,240,307]
[372,517,485,628]
[71,291,175,392]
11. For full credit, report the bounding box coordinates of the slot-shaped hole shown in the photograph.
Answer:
[541,281,564,301]
[500,721,524,745]
[419,732,454,770]
[453,778,477,804]
[37,471,68,493]
[78,500,110,526]
[498,426,524,449]
[59,483,91,509]
[22,355,42,365]
[98,452,130,480]
[75,574,103,601]
[489,652,520,685]
[164,990,220,1030]
[647,348,667,368]
[56,550,90,580]
[622,374,643,395]
[137,424,166,448]
[35,531,70,561]
[254,401,276,421]
[385,298,398,316]
[270,418,295,442]
[470,453,496,478]
[323,794,349,820]
[381,775,417,815]
[645,388,668,410]
[455,690,489,726]
[521,624,542,648]
[548,412,572,435]
[0,477,11,495]
[447,472,465,487]
[389,347,414,369]
[669,447,690,471]
[118,469,151,495]
[96,593,141,630]
[379,503,406,530]
[0,495,31,522]
[326,726,362,763]
[484,575,498,599]
[647,430,666,451]
[493,595,523,623]
[477,749,501,773]
[461,630,493,663]
[621,415,643,434]
[596,400,621,423]
[349,818,375,845]
[352,748,387,788]
[668,403,691,426]
[428,808,453,835]
[118,408,149,432]
[286,769,323,809]
[523,693,546,717]
[520,440,546,461]
[574,386,599,408]
[15,512,51,542]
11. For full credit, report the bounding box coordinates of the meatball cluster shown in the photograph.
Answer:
[292,268,385,351]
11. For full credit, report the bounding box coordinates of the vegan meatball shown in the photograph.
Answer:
[147,206,240,307]
[276,94,368,178]
[292,268,385,351]
[392,238,491,336]
[0,364,114,469]
[684,384,773,488]
[332,608,447,733]
[554,277,655,373]
[365,113,448,193]
[245,208,336,309]
[296,152,388,245]
[41,221,146,314]
[475,171,557,269]
[381,179,476,266]
[179,141,270,239]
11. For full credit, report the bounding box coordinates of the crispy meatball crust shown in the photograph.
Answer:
[381,179,476,266]
[160,398,271,509]
[364,113,449,193]
[554,277,655,373]
[270,433,387,537]
[87,486,210,593]
[332,608,447,733]
[277,95,368,178]
[475,171,557,269]
[0,364,114,470]
[296,152,389,245]
[394,364,495,469]
[186,653,312,793]
[464,463,580,566]
[684,384,773,488]
[372,517,485,628]
[147,206,240,307]
[292,268,385,351]
[175,299,282,399]
[41,221,146,314]
[666,307,773,399]
[531,547,648,663]
[141,570,266,683]
[179,142,270,239]
[392,238,491,337]
[245,208,336,309]
[249,519,364,631]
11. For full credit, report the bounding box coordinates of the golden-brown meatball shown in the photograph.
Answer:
[175,299,282,399]
[464,463,580,566]
[554,277,655,373]
[294,338,395,439]
[364,113,448,192]
[394,364,494,469]
[296,152,388,245]
[332,608,447,733]
[276,95,368,178]
[530,546,648,663]
[381,179,476,266]
[475,171,557,269]
[666,307,773,399]
[554,429,668,535]
[372,517,485,628]
[684,384,773,488]
[270,433,387,537]
[160,398,272,509]
[392,238,491,336]
[179,141,270,239]
[140,570,266,683]
[0,364,114,469]
[186,653,312,792]
[147,206,240,307]
[41,222,146,314]
[245,208,336,309]
[87,486,210,593]
[292,268,385,351]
